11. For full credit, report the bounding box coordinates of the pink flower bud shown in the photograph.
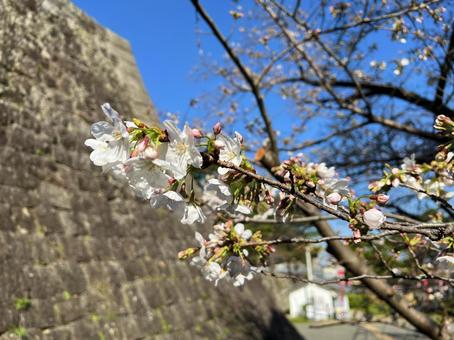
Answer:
[130,149,139,158]
[192,128,203,138]
[177,250,186,259]
[363,208,386,229]
[266,245,276,253]
[168,177,177,186]
[213,122,222,135]
[326,192,342,205]
[376,194,389,205]
[137,136,149,152]
[391,168,399,175]
[437,115,453,125]
[264,190,274,204]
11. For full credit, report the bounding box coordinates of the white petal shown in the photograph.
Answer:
[234,223,245,235]
[90,148,110,166]
[164,191,184,202]
[241,229,252,240]
[190,149,203,168]
[195,232,205,244]
[217,167,230,175]
[90,121,114,140]
[234,204,251,215]
[84,138,106,149]
[181,204,206,225]
[436,256,454,265]
[101,103,121,122]
[163,120,182,142]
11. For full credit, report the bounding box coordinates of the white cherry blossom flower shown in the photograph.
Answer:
[181,203,206,225]
[202,262,226,286]
[317,163,336,179]
[190,233,209,268]
[204,178,251,215]
[84,103,129,166]
[363,208,386,229]
[226,256,255,287]
[234,223,252,241]
[155,120,203,179]
[150,190,206,225]
[217,132,242,175]
[123,158,170,199]
[195,232,207,258]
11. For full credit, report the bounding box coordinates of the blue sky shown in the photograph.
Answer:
[71,1,423,145]
[72,0,232,120]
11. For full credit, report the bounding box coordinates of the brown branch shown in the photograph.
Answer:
[210,156,452,240]
[435,22,454,107]
[190,0,279,162]
[236,215,336,224]
[264,270,453,285]
[270,0,375,114]
[312,0,441,37]
[370,241,396,275]
[258,2,445,141]
[280,121,371,152]
[277,76,454,121]
[400,183,454,212]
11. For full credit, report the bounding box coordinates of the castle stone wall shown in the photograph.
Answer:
[0,1,300,339]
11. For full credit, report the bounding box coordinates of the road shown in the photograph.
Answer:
[293,322,430,340]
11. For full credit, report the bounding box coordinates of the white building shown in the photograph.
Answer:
[289,284,350,320]
[274,249,350,321]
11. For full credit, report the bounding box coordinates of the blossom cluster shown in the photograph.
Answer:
[365,115,454,262]
[85,105,453,286]
[179,221,274,286]
[272,155,387,233]
[85,103,247,226]
[85,104,276,286]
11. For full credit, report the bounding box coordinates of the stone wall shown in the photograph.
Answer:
[0,0,301,339]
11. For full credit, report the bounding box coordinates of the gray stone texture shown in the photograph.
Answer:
[0,0,301,339]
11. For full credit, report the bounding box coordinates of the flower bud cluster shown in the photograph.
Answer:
[369,154,454,201]
[274,155,349,211]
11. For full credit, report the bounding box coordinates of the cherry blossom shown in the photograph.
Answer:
[84,103,129,166]
[154,120,203,179]
[216,132,243,175]
[363,208,386,229]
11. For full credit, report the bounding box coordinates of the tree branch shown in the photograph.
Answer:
[435,22,454,107]
[277,76,454,120]
[190,0,279,162]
